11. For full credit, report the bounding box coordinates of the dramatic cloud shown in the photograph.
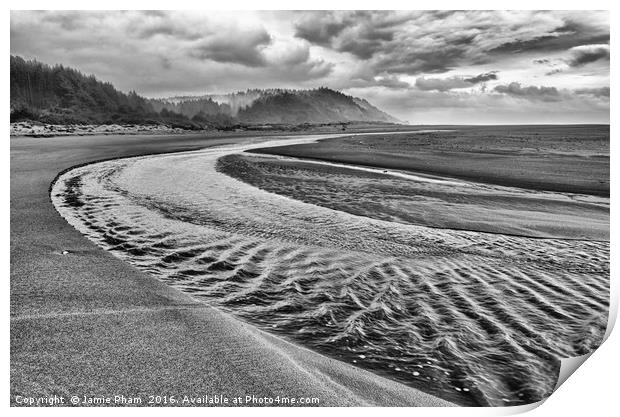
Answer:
[530,43,609,76]
[293,11,609,77]
[294,13,351,46]
[416,72,498,91]
[487,20,609,55]
[465,72,499,84]
[494,83,561,102]
[190,30,272,67]
[9,11,335,95]
[10,10,609,123]
[566,44,610,67]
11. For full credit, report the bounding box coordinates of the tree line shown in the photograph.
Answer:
[10,56,214,128]
[10,55,396,128]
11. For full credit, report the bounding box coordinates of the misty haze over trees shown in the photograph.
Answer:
[10,56,399,129]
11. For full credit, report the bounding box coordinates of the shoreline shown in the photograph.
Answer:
[9,121,415,139]
[250,126,610,198]
[11,132,452,407]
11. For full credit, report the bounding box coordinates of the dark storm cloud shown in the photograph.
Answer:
[566,44,610,67]
[415,72,498,91]
[190,30,272,67]
[532,43,609,76]
[376,46,469,75]
[294,14,349,46]
[294,11,413,63]
[294,11,609,78]
[494,82,561,102]
[464,72,498,84]
[294,11,402,53]
[488,20,609,55]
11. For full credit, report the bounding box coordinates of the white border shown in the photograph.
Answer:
[4,2,616,416]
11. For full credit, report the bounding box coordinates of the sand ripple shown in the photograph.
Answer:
[51,139,609,407]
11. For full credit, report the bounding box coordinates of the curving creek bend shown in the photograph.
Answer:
[51,132,609,406]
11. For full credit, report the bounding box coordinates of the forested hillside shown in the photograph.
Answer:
[11,56,399,128]
[236,88,398,124]
[154,88,399,124]
[10,56,198,127]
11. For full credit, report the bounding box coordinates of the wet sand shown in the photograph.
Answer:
[10,132,452,406]
[252,125,609,197]
[46,131,608,406]
[219,153,608,240]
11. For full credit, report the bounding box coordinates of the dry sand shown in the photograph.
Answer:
[10,133,452,407]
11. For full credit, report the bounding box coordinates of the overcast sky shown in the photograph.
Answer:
[10,10,609,124]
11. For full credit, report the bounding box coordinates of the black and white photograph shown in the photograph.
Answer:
[7,4,615,411]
